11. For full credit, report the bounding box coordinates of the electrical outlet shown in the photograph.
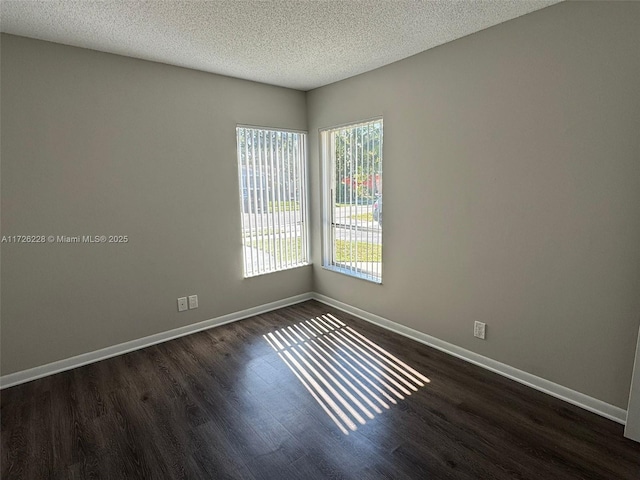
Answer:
[178,297,188,312]
[474,321,486,340]
[188,295,198,309]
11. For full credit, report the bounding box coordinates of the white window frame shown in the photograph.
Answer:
[236,125,309,277]
[321,118,383,283]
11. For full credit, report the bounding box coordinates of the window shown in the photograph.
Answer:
[321,119,383,283]
[236,126,308,277]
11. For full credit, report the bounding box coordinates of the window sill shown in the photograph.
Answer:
[244,262,311,279]
[322,264,382,284]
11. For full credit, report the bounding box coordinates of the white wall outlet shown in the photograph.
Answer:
[178,297,188,312]
[188,295,198,309]
[474,321,486,340]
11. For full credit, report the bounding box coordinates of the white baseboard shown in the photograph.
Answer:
[0,293,313,390]
[312,293,627,425]
[1,290,628,426]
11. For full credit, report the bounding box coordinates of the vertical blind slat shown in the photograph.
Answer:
[246,129,255,276]
[258,131,267,273]
[275,132,284,267]
[303,135,309,262]
[378,120,383,280]
[251,129,260,275]
[344,129,353,274]
[292,134,299,266]
[268,132,277,273]
[238,129,248,275]
[368,124,372,274]
[281,133,288,268]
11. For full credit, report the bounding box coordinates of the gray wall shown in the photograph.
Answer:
[307,1,640,409]
[1,34,311,375]
[626,326,640,440]
[2,2,640,411]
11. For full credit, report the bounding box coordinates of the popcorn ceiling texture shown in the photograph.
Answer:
[1,1,561,90]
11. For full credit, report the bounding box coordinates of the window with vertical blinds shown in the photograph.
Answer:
[321,119,383,283]
[236,126,309,277]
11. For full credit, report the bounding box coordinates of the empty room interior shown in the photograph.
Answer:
[2,1,640,479]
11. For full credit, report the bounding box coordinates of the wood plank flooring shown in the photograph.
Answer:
[2,300,639,479]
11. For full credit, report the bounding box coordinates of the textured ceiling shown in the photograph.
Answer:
[1,1,562,91]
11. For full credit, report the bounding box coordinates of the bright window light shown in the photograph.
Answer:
[264,313,429,434]
[321,119,383,283]
[236,126,309,277]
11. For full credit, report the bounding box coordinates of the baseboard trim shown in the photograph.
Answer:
[312,293,627,425]
[0,293,313,390]
[2,291,628,425]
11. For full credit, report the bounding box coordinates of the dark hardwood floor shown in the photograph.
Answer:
[2,300,639,479]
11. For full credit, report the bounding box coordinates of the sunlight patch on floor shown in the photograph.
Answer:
[264,313,430,435]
